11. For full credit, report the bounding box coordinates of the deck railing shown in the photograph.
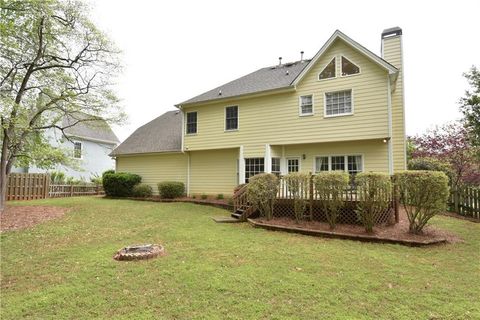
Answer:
[236,174,399,225]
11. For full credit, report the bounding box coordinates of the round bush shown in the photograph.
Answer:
[394,170,449,233]
[103,172,142,197]
[284,172,310,223]
[157,181,185,199]
[355,172,392,233]
[102,169,115,179]
[132,184,153,198]
[247,173,279,220]
[313,171,349,229]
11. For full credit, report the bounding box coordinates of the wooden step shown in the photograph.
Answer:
[231,212,242,219]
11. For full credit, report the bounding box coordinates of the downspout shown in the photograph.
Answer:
[387,75,393,175]
[187,151,190,196]
[178,105,189,194]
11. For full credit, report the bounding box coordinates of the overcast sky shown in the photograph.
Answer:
[89,0,480,141]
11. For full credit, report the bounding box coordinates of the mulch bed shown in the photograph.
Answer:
[250,208,462,246]
[0,206,67,232]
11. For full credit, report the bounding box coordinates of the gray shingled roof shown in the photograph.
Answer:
[63,113,119,144]
[178,60,311,105]
[110,110,182,156]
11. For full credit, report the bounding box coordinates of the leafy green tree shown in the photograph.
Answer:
[0,0,125,210]
[459,66,480,148]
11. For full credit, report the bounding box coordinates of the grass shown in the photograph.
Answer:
[1,197,479,319]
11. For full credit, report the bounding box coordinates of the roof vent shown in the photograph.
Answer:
[278,57,282,66]
[286,70,289,75]
[218,90,222,96]
[300,51,304,62]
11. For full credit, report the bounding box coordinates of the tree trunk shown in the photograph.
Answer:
[0,133,10,212]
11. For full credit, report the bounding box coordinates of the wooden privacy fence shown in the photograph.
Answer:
[6,173,103,201]
[6,173,50,201]
[449,185,480,220]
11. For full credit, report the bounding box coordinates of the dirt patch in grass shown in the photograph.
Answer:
[0,206,67,232]
[254,207,462,244]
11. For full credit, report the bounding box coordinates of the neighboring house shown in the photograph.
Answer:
[14,114,119,180]
[112,27,406,196]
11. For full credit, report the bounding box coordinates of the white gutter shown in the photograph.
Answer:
[387,74,393,175]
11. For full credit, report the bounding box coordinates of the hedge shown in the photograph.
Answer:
[394,170,449,234]
[158,181,185,199]
[284,172,310,222]
[313,171,349,229]
[103,172,142,197]
[132,184,153,198]
[247,173,279,220]
[355,172,392,233]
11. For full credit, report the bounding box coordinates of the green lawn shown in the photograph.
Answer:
[1,197,479,319]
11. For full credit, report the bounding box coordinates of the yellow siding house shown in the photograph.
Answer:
[112,27,406,196]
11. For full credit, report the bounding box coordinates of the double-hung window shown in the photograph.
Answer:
[347,155,363,175]
[315,156,329,172]
[331,156,345,171]
[325,90,352,117]
[245,158,264,182]
[73,142,82,159]
[225,106,238,131]
[314,155,363,175]
[299,95,313,116]
[271,158,281,176]
[186,111,197,134]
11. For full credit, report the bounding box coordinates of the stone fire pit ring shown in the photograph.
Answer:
[113,244,165,261]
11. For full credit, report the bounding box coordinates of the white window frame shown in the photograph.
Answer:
[244,157,265,183]
[298,94,314,116]
[313,154,364,174]
[318,56,337,81]
[286,157,301,173]
[323,89,354,118]
[340,55,361,78]
[224,105,239,132]
[73,141,83,159]
[186,111,198,135]
[271,157,281,176]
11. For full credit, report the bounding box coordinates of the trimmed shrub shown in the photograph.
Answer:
[201,194,208,200]
[284,172,310,223]
[157,181,185,199]
[217,194,224,200]
[247,173,279,220]
[103,172,142,197]
[355,172,392,233]
[102,169,115,179]
[132,184,153,198]
[394,170,449,234]
[313,171,349,229]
